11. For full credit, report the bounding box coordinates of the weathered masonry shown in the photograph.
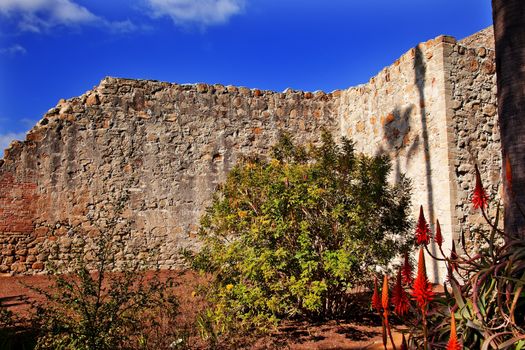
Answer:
[0,27,499,282]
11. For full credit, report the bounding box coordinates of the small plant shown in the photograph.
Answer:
[189,131,412,338]
[30,234,182,350]
[21,188,192,350]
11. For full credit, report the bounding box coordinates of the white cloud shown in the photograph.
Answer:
[0,0,98,32]
[146,0,244,26]
[0,132,26,152]
[0,44,27,55]
[0,0,140,33]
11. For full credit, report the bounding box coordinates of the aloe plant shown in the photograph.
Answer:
[425,166,524,349]
[388,165,525,349]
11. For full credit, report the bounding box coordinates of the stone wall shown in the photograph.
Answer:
[459,26,494,50]
[337,30,499,282]
[0,79,337,273]
[0,27,500,281]
[445,40,500,244]
[338,36,458,282]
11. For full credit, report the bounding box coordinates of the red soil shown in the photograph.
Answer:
[0,271,403,349]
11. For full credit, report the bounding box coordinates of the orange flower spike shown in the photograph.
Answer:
[371,276,381,312]
[392,269,402,303]
[411,248,434,310]
[435,219,443,247]
[401,252,413,285]
[382,274,389,311]
[415,206,431,245]
[392,268,410,316]
[446,313,462,350]
[472,164,488,210]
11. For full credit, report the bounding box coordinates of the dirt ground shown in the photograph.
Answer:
[0,271,404,349]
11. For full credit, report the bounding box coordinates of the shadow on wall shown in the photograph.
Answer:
[377,104,417,184]
[414,45,439,282]
[376,45,440,282]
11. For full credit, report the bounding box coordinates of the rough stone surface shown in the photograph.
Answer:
[445,37,500,250]
[338,28,499,281]
[459,26,495,50]
[0,27,500,282]
[0,79,337,274]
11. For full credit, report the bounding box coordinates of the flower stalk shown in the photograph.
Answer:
[446,311,462,350]
[381,275,397,350]
[412,248,433,349]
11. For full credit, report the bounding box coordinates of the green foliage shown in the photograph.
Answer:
[190,131,412,332]
[30,235,182,350]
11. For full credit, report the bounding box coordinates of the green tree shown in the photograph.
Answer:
[190,132,412,332]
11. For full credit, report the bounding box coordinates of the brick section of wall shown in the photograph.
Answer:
[0,173,37,233]
[0,172,39,273]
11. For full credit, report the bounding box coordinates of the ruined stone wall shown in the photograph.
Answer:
[0,79,337,273]
[0,28,500,280]
[459,26,494,50]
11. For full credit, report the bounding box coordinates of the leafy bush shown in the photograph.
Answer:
[30,234,183,350]
[189,131,412,333]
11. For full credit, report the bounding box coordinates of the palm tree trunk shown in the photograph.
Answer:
[491,0,525,238]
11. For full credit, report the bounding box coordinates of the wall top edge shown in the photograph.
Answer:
[0,27,494,165]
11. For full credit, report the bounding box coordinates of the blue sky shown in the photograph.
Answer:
[0,0,493,151]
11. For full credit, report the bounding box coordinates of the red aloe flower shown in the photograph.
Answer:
[401,252,413,285]
[446,312,462,350]
[472,165,488,210]
[392,268,410,316]
[412,248,434,310]
[415,206,431,245]
[382,275,389,312]
[371,276,381,312]
[434,219,443,247]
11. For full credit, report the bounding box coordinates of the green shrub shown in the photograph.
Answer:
[189,131,412,333]
[30,235,182,350]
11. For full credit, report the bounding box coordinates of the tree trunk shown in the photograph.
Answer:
[491,0,525,238]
